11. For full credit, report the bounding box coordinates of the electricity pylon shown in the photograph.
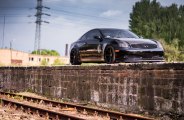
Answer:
[34,0,50,54]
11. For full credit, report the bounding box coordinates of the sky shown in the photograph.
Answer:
[0,0,183,56]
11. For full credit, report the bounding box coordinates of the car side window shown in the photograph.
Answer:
[79,34,86,41]
[86,30,101,40]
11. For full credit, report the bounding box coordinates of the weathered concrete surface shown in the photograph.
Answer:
[0,63,184,117]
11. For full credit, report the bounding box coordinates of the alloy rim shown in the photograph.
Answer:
[70,51,76,64]
[105,47,114,63]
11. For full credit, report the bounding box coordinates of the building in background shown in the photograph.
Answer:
[0,49,69,66]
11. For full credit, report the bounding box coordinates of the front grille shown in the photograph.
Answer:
[133,51,163,58]
[131,44,157,49]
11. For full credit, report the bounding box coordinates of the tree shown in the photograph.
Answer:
[129,0,184,61]
[31,49,60,56]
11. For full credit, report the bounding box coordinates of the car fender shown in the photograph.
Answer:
[102,43,108,56]
[101,39,119,55]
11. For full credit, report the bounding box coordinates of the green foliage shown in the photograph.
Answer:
[52,58,64,65]
[129,0,184,61]
[32,49,60,56]
[41,58,48,66]
[159,39,184,62]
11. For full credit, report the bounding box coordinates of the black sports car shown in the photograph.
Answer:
[70,28,164,65]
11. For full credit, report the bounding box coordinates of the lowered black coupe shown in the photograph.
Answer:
[70,28,164,65]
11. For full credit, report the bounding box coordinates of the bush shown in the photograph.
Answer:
[159,39,184,62]
[40,59,48,66]
[52,58,64,65]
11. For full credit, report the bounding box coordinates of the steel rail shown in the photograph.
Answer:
[0,91,154,120]
[1,98,85,120]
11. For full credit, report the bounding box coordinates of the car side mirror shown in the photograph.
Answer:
[94,36,102,40]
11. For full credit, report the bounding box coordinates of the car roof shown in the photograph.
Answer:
[93,28,128,31]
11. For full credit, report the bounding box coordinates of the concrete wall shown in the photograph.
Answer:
[0,63,184,117]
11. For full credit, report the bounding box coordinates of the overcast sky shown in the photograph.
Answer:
[0,0,183,56]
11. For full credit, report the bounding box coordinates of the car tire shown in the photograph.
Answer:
[104,46,115,64]
[70,50,81,65]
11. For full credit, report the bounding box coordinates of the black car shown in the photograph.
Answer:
[70,28,164,65]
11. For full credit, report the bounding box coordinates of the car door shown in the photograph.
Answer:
[79,30,102,61]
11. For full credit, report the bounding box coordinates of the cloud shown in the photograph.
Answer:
[100,10,122,17]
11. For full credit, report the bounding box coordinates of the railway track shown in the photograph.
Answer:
[1,98,85,120]
[0,91,154,120]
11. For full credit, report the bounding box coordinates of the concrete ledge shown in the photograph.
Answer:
[1,62,184,70]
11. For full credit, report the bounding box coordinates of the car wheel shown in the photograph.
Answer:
[70,50,81,65]
[104,46,115,64]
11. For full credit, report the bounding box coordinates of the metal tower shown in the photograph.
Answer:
[34,0,50,54]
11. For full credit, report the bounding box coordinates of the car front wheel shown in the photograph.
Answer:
[70,50,81,65]
[104,46,115,64]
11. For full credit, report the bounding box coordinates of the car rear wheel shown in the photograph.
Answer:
[70,50,81,65]
[104,46,115,64]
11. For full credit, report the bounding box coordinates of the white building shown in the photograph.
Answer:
[0,49,69,66]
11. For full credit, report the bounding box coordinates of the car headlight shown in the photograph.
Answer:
[157,41,164,49]
[119,42,129,48]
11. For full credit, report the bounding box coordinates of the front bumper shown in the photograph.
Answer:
[115,49,164,62]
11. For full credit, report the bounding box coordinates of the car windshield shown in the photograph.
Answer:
[101,29,139,39]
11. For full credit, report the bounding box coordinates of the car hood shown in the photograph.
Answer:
[114,38,157,45]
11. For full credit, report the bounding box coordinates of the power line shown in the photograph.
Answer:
[44,2,105,12]
[0,22,34,24]
[0,14,31,17]
[0,15,34,23]
[0,7,34,9]
[50,8,122,22]
[48,13,119,25]
[0,6,123,22]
